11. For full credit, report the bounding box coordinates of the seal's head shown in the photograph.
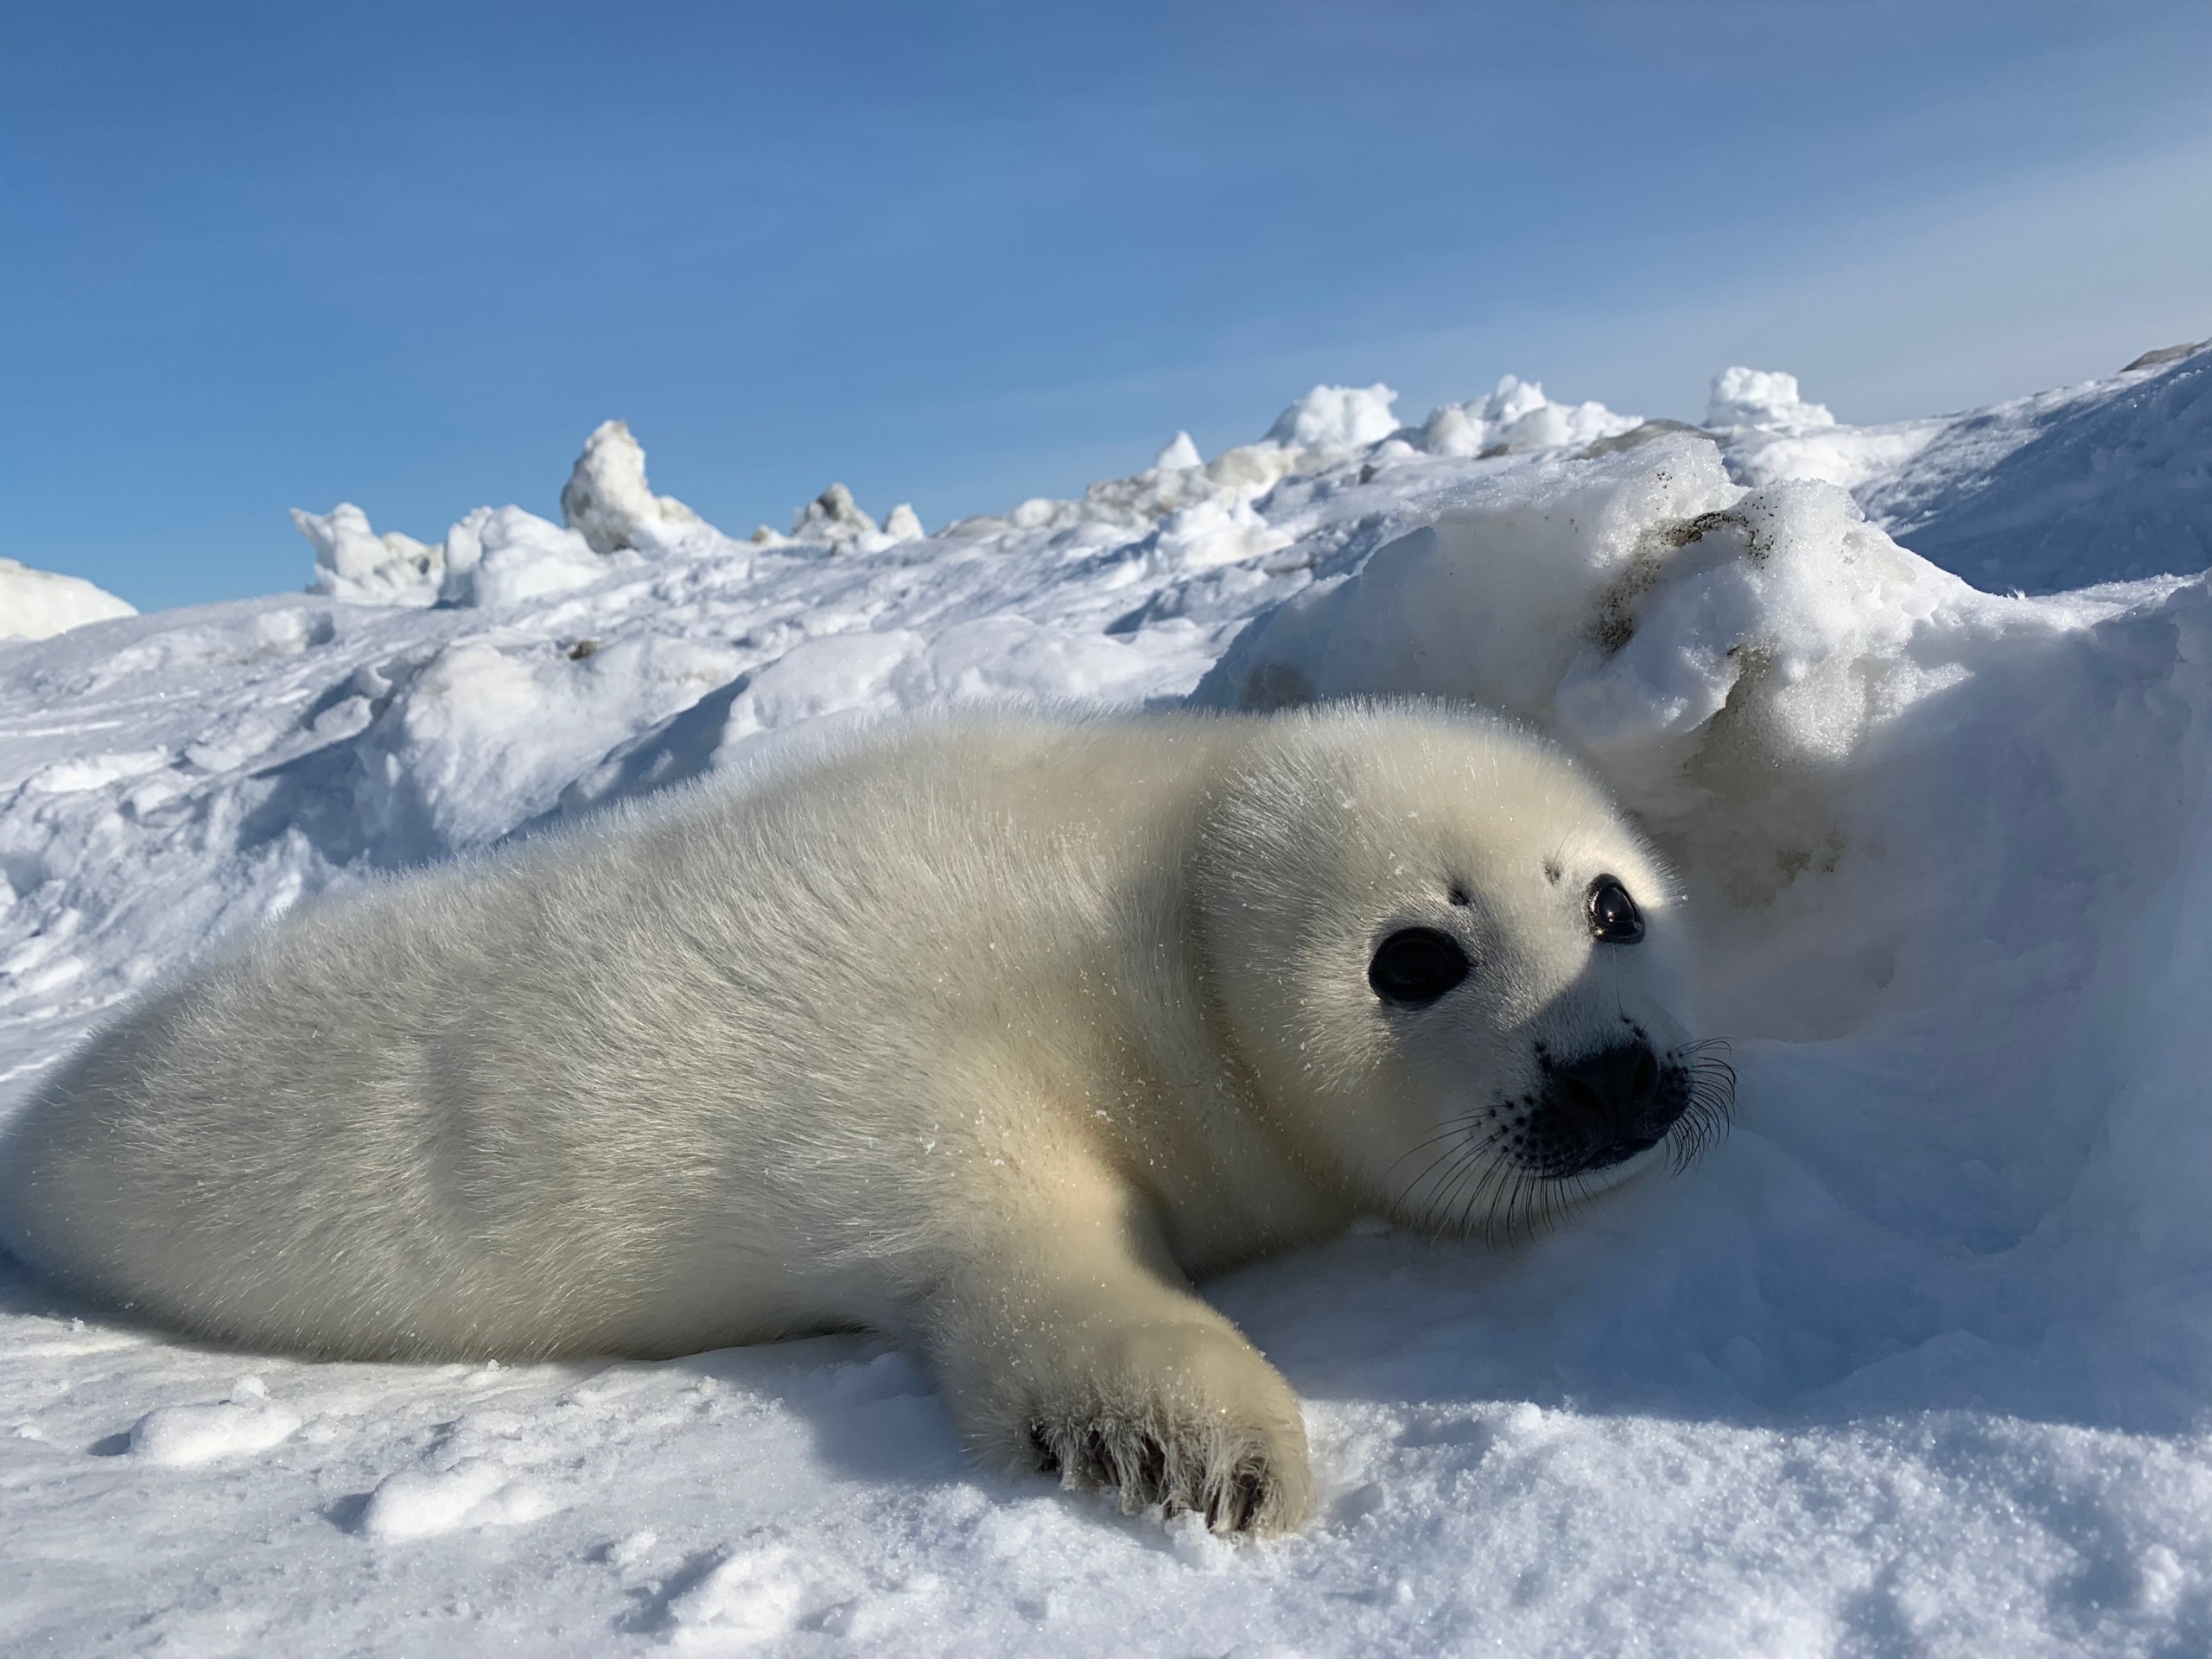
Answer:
[1195,702,1731,1239]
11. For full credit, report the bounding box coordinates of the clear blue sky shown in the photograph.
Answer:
[6,1,2210,612]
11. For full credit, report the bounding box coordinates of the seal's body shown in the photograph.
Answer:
[1,707,1719,1533]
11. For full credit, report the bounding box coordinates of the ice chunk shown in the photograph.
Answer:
[1420,404,1487,457]
[790,483,880,549]
[1707,366,1836,429]
[1500,403,1575,451]
[881,503,924,542]
[0,557,137,639]
[439,505,608,607]
[292,504,443,607]
[1416,376,1639,458]
[1478,373,1551,426]
[1265,383,1400,451]
[558,419,708,555]
[2121,338,2209,373]
[1154,430,1204,471]
[1201,442,1306,498]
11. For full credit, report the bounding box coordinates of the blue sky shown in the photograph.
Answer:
[5,1,2209,613]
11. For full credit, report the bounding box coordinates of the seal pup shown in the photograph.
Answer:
[0,705,1726,1535]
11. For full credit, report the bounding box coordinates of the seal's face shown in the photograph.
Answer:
[1197,708,1732,1240]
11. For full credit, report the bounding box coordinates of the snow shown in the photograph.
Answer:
[1154,430,1203,471]
[789,483,885,550]
[1714,344,2212,593]
[1267,382,1402,450]
[294,503,445,607]
[560,419,709,556]
[0,556,137,639]
[1853,341,2212,593]
[130,1377,302,1468]
[1418,373,1642,460]
[440,502,637,608]
[1707,365,1838,430]
[4,350,2212,1653]
[359,1459,561,1543]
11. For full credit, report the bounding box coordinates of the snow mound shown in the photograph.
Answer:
[296,425,747,609]
[0,557,137,640]
[130,1377,301,1466]
[359,1459,558,1543]
[1706,365,1837,429]
[788,481,894,551]
[1154,430,1203,471]
[558,419,708,556]
[1419,374,1641,459]
[293,504,443,607]
[663,1543,817,1647]
[1267,382,1402,450]
[440,504,622,608]
[1204,429,2212,1419]
[779,482,923,552]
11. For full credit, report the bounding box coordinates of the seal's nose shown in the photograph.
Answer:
[1547,1040,1671,1147]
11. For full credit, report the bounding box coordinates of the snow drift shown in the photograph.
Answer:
[1857,340,2212,593]
[3,346,2212,1656]
[0,556,136,639]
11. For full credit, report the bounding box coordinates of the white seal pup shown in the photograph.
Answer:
[0,705,1726,1534]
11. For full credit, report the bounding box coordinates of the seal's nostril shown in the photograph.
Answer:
[1547,1040,1663,1136]
[1525,1037,1693,1178]
[1553,1076,1609,1133]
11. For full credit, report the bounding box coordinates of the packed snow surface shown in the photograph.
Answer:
[3,346,2212,1655]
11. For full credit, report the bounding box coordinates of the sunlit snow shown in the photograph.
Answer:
[3,347,2210,1655]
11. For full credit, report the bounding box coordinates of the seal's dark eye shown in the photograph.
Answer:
[1586,876,1644,943]
[1368,928,1470,1007]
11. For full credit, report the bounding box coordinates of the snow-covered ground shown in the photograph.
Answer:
[3,346,2211,1656]
[0,559,135,642]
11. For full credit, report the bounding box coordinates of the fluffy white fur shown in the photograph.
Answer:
[0,705,1702,1535]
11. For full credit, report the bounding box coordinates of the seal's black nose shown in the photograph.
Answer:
[1551,1041,1661,1133]
[1540,1040,1681,1172]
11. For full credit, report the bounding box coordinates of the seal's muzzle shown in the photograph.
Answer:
[1533,1039,1686,1175]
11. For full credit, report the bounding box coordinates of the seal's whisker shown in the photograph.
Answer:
[1391,1118,1510,1216]
[1382,1112,1498,1179]
[1661,1047,1738,1172]
[1455,1156,1510,1242]
[1432,1129,1510,1229]
[1392,1141,1471,1214]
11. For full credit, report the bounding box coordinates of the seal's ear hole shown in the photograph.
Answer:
[1447,883,1471,906]
[1369,928,1470,1007]
[1586,875,1645,943]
